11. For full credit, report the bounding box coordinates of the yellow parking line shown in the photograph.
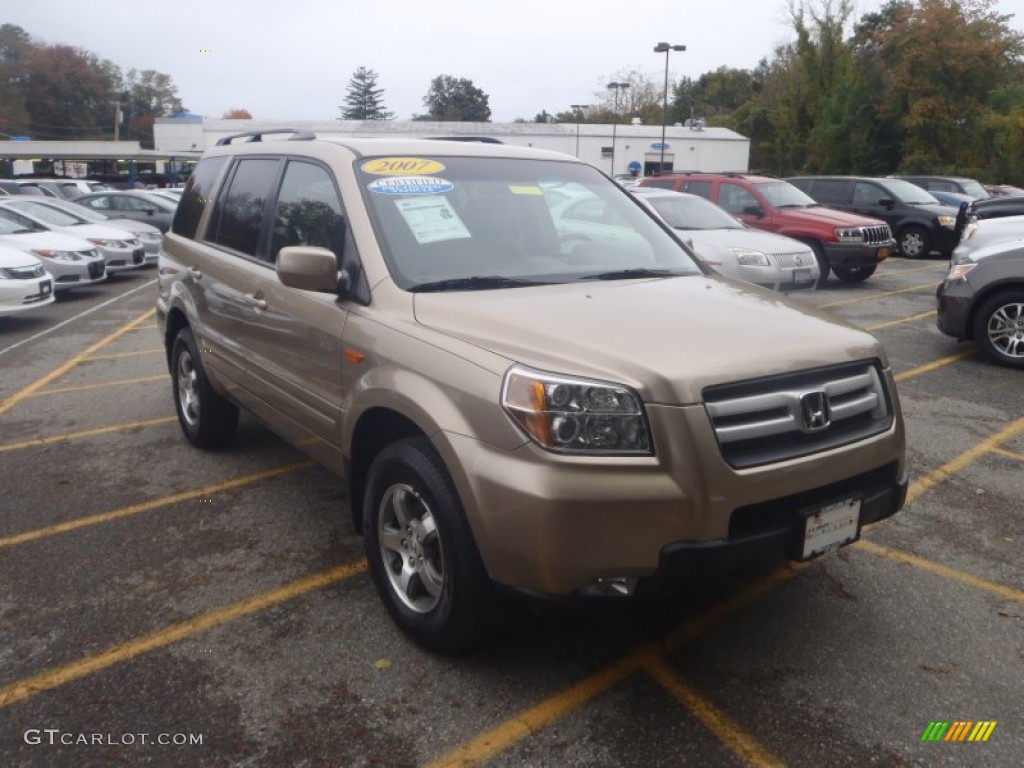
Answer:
[84,348,163,361]
[882,262,947,275]
[641,656,787,768]
[426,566,801,768]
[0,416,177,454]
[0,560,367,709]
[905,414,1024,504]
[856,540,1023,602]
[866,310,936,332]
[27,374,167,397]
[0,308,156,417]
[894,349,975,381]
[991,446,1024,462]
[0,461,315,550]
[820,281,937,308]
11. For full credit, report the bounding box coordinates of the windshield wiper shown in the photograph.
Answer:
[579,268,679,281]
[410,275,551,293]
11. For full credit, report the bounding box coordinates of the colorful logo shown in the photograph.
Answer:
[921,721,997,742]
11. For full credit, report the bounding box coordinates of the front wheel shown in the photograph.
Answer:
[363,437,498,654]
[806,241,830,288]
[170,327,239,448]
[972,290,1024,369]
[899,226,931,258]
[832,264,877,283]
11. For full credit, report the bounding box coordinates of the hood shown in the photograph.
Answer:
[413,276,882,404]
[0,244,42,269]
[778,205,886,228]
[104,218,161,235]
[917,203,959,218]
[0,230,99,254]
[53,223,139,242]
[687,228,813,257]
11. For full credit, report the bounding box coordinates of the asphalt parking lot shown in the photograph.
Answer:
[1,259,1021,767]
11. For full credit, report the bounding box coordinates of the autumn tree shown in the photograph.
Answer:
[415,75,491,121]
[339,66,393,120]
[25,44,120,140]
[222,108,253,119]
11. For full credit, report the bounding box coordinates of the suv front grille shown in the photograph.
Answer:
[704,361,893,469]
[861,225,892,245]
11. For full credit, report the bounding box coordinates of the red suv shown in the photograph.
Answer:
[638,173,894,284]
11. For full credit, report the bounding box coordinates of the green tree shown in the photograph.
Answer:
[339,66,394,120]
[118,68,186,147]
[0,24,33,136]
[415,75,491,121]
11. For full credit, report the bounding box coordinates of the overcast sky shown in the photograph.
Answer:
[6,0,1024,123]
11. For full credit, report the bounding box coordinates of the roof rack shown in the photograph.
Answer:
[215,128,316,146]
[427,136,503,144]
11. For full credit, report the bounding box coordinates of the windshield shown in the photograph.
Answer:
[879,179,940,205]
[3,200,87,226]
[357,156,702,290]
[753,181,817,208]
[0,215,36,234]
[34,199,109,223]
[642,193,744,230]
[959,180,990,199]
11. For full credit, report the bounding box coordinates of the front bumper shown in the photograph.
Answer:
[103,246,148,272]
[936,278,976,339]
[822,241,893,269]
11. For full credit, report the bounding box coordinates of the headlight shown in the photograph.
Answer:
[729,247,771,266]
[88,238,131,248]
[937,215,956,228]
[835,227,865,243]
[140,232,161,241]
[502,366,652,455]
[946,262,976,280]
[32,249,81,261]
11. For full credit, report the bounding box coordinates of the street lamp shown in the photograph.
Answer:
[570,104,590,157]
[607,82,630,175]
[653,42,686,175]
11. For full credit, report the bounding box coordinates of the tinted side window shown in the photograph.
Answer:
[852,182,882,206]
[172,155,227,239]
[207,158,281,258]
[682,180,712,198]
[270,161,345,260]
[810,179,849,204]
[718,182,758,214]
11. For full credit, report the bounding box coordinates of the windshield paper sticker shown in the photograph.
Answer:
[395,197,471,244]
[361,158,446,175]
[368,176,453,195]
[509,185,543,195]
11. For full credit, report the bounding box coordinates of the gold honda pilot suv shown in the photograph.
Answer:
[157,130,907,653]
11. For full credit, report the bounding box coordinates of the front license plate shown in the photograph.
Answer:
[40,280,52,296]
[876,246,892,260]
[793,267,814,284]
[801,497,861,559]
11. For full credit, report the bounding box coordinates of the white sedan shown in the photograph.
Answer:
[0,216,107,292]
[0,243,54,316]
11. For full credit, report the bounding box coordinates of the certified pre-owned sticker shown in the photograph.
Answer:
[367,176,453,195]
[361,158,446,175]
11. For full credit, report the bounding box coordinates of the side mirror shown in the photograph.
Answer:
[277,245,347,293]
[878,197,895,209]
[742,205,764,218]
[143,207,156,215]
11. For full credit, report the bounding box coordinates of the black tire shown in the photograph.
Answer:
[807,241,830,287]
[898,226,931,259]
[363,437,498,654]
[170,327,239,448]
[971,290,1024,369]
[832,264,877,283]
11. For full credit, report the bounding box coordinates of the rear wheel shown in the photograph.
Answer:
[832,264,877,283]
[899,226,931,258]
[170,327,239,448]
[972,290,1024,369]
[363,437,498,654]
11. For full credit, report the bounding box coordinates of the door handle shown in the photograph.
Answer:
[186,266,202,280]
[244,293,267,311]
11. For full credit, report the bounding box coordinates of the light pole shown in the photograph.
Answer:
[607,82,630,176]
[653,42,686,175]
[570,104,589,157]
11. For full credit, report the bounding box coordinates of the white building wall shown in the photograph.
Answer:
[153,118,750,177]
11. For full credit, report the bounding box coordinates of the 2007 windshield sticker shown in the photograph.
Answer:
[361,158,446,175]
[367,176,453,195]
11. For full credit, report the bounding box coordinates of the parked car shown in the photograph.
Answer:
[895,175,991,200]
[148,188,183,204]
[0,244,54,316]
[74,190,176,233]
[0,180,46,197]
[985,184,1024,198]
[954,215,1024,257]
[14,179,110,199]
[158,131,907,653]
[787,176,960,258]
[937,237,1024,368]
[638,172,893,284]
[30,197,163,264]
[968,195,1024,222]
[631,188,819,290]
[925,189,975,208]
[0,216,106,292]
[0,199,146,272]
